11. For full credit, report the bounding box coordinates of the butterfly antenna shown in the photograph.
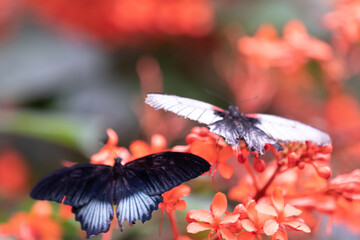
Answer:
[205,88,231,105]
[158,209,164,236]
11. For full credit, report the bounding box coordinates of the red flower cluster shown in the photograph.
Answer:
[26,0,214,44]
[0,201,62,240]
[0,148,29,199]
[187,189,310,240]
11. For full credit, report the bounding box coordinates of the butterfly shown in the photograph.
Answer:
[30,151,210,238]
[145,93,331,154]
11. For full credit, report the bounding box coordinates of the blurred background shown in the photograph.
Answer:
[1,0,360,239]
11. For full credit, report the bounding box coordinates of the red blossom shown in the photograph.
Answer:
[187,127,234,179]
[326,169,360,200]
[27,0,214,45]
[90,128,131,166]
[187,192,240,240]
[129,133,167,158]
[256,187,311,239]
[234,199,270,240]
[159,185,191,214]
[0,201,62,240]
[0,148,29,198]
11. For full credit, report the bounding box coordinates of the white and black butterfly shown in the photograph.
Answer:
[30,152,210,238]
[145,93,331,154]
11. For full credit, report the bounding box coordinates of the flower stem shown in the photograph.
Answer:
[167,211,179,239]
[254,164,281,201]
[243,160,259,190]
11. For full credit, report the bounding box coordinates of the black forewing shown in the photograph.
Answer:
[122,152,210,196]
[30,164,113,207]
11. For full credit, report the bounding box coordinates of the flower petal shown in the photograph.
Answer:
[255,203,277,217]
[190,140,217,163]
[218,146,234,163]
[220,213,240,224]
[187,222,212,234]
[129,140,151,158]
[186,209,213,224]
[106,128,118,146]
[237,231,255,240]
[263,219,279,236]
[151,134,167,152]
[240,219,257,232]
[218,162,234,179]
[285,220,311,233]
[283,204,302,218]
[271,187,284,213]
[210,192,228,218]
[164,185,191,201]
[174,200,187,211]
[219,226,237,240]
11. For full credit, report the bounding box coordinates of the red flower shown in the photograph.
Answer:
[234,199,270,240]
[129,133,167,159]
[27,0,214,45]
[187,192,240,240]
[91,128,131,166]
[323,0,360,52]
[187,127,234,179]
[159,185,191,239]
[326,169,360,200]
[0,201,62,240]
[159,185,191,214]
[256,187,310,239]
[0,148,29,198]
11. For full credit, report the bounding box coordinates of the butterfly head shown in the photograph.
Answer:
[114,157,123,166]
[228,105,240,118]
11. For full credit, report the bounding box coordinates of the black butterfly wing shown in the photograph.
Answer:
[30,164,113,207]
[123,152,210,195]
[247,113,332,146]
[114,152,210,227]
[145,93,225,125]
[116,191,163,227]
[72,180,114,238]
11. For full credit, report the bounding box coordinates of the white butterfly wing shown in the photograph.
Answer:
[250,113,331,146]
[145,93,224,125]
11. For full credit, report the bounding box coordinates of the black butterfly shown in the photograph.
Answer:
[30,152,210,238]
[145,93,331,154]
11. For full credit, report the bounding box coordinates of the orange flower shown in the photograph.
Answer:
[0,201,62,240]
[91,128,131,166]
[187,127,234,179]
[235,199,270,240]
[27,0,214,45]
[256,187,310,239]
[332,197,360,234]
[283,20,333,64]
[187,192,240,240]
[159,185,191,213]
[326,169,360,200]
[129,133,167,159]
[238,24,290,68]
[0,148,29,198]
[323,0,360,52]
[159,185,191,239]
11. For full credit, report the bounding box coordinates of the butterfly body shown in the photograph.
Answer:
[31,152,210,238]
[145,93,331,154]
